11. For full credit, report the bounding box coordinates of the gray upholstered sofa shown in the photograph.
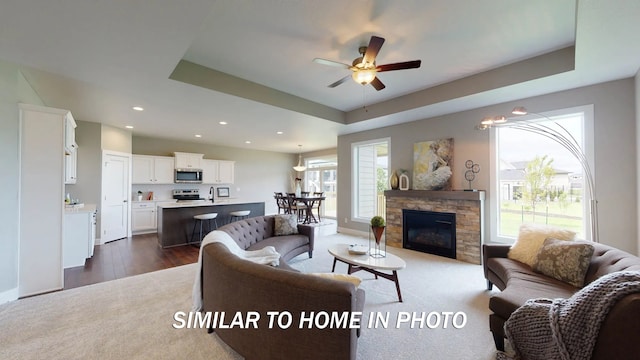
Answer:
[483,240,640,359]
[216,214,315,261]
[201,215,366,360]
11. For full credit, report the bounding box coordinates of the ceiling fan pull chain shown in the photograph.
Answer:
[362,86,368,112]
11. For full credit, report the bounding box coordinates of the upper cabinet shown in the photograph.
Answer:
[64,113,77,155]
[65,145,77,184]
[174,152,203,169]
[132,155,175,184]
[202,159,235,184]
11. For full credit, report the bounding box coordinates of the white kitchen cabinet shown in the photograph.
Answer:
[18,104,69,297]
[64,206,96,268]
[218,160,235,184]
[132,155,174,184]
[65,146,77,184]
[202,159,235,184]
[64,112,77,155]
[174,152,203,169]
[132,201,157,233]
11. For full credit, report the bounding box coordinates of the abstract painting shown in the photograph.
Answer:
[413,138,453,190]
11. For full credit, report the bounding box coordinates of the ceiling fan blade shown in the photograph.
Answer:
[313,58,351,69]
[370,77,386,91]
[377,60,422,72]
[362,36,385,65]
[328,75,351,88]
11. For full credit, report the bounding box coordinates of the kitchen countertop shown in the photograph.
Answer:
[156,199,256,208]
[65,204,97,214]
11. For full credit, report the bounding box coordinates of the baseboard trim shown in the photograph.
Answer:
[0,287,19,305]
[336,227,368,239]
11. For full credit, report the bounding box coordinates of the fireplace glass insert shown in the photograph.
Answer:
[402,209,456,259]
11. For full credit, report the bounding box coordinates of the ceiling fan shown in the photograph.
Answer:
[313,35,421,91]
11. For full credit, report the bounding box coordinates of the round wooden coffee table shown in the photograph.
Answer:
[328,244,406,302]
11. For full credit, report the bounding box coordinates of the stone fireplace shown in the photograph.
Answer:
[384,190,484,264]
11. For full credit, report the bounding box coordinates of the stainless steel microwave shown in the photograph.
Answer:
[175,168,203,183]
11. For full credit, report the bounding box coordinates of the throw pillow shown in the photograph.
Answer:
[310,273,362,288]
[274,214,299,236]
[507,223,576,267]
[533,238,595,288]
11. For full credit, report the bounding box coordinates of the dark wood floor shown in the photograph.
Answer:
[63,233,199,290]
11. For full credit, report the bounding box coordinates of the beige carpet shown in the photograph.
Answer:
[0,233,498,360]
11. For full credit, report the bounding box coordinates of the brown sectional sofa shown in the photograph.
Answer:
[201,215,366,360]
[483,241,640,359]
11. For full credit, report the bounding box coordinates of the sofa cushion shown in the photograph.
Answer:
[489,278,576,319]
[274,214,299,236]
[533,238,594,287]
[247,234,309,257]
[507,223,576,267]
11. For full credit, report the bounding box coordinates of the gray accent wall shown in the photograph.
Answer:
[338,78,637,255]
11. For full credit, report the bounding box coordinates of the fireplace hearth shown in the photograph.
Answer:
[403,209,456,259]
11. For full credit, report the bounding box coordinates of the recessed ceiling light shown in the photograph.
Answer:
[219,121,228,125]
[245,140,251,144]
[195,134,202,138]
[125,125,134,129]
[276,131,283,135]
[132,106,144,111]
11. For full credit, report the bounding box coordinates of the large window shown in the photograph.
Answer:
[305,156,337,219]
[491,106,594,242]
[352,138,389,222]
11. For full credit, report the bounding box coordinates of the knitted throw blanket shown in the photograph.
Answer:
[500,271,640,360]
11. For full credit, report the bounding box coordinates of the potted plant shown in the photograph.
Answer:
[137,190,143,201]
[370,215,386,244]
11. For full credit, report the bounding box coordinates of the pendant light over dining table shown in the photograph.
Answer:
[293,144,306,172]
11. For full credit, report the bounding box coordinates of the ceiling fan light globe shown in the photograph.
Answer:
[352,69,376,85]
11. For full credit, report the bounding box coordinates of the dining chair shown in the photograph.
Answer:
[286,194,303,222]
[312,192,324,222]
[274,193,288,214]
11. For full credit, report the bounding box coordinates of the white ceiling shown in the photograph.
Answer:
[1,1,639,153]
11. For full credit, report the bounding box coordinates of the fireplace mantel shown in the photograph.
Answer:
[384,190,485,201]
[384,190,485,264]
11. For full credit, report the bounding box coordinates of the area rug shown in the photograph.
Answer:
[0,232,497,359]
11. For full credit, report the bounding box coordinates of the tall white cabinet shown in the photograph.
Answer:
[18,104,74,297]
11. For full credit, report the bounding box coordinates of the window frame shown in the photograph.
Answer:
[351,137,390,224]
[488,105,595,243]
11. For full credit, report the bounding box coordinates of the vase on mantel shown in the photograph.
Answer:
[389,171,399,190]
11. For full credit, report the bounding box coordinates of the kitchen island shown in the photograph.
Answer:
[156,200,265,248]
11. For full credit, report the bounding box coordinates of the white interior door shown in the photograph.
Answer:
[101,151,130,242]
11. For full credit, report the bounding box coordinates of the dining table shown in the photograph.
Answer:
[292,195,325,224]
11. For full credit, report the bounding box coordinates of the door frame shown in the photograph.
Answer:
[100,150,132,244]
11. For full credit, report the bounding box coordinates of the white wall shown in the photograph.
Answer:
[338,78,637,254]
